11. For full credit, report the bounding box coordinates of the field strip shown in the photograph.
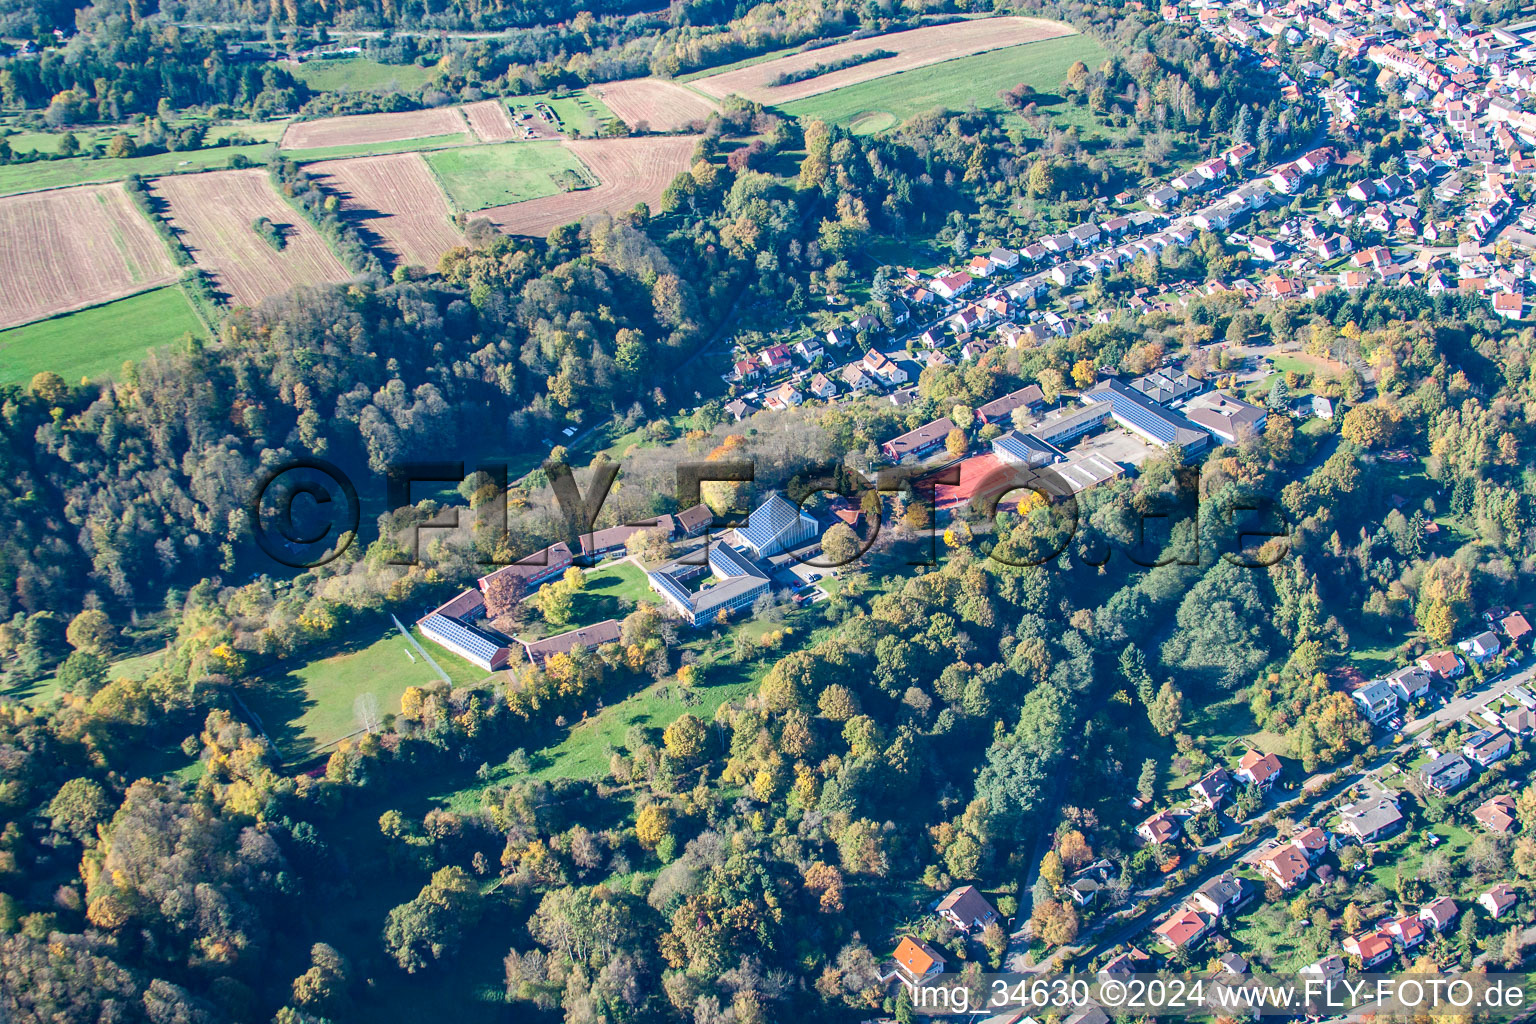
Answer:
[587,79,721,132]
[689,16,1077,105]
[306,153,465,269]
[462,99,520,142]
[478,135,695,236]
[281,106,472,151]
[0,182,181,330]
[150,167,353,308]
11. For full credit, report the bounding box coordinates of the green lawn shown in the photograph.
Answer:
[423,141,596,211]
[408,625,496,689]
[290,57,442,93]
[779,34,1111,130]
[247,627,455,760]
[0,285,207,386]
[0,144,278,196]
[281,132,474,162]
[674,43,809,83]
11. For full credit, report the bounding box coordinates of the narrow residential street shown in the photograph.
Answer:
[1005,654,1536,974]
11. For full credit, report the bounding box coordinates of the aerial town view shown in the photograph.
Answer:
[2,0,1536,1020]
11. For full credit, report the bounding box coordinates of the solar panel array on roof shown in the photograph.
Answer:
[1082,380,1210,450]
[993,430,1060,467]
[735,493,817,557]
[648,569,694,610]
[709,542,768,580]
[419,613,507,670]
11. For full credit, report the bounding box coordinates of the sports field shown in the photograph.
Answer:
[250,628,449,760]
[424,141,596,211]
[780,34,1110,130]
[0,285,206,385]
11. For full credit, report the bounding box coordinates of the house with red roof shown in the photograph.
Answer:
[1154,909,1214,951]
[1236,750,1282,791]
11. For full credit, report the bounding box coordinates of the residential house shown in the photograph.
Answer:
[1293,827,1328,861]
[1352,678,1399,723]
[931,272,975,300]
[763,382,802,412]
[840,364,877,393]
[1501,611,1532,645]
[1342,930,1395,969]
[967,255,995,278]
[988,247,1021,270]
[1257,843,1311,891]
[724,398,754,422]
[1417,649,1465,679]
[1420,897,1459,933]
[1340,794,1405,841]
[1194,873,1253,918]
[1138,810,1180,846]
[1236,750,1283,791]
[1459,630,1502,663]
[1154,909,1214,951]
[1387,666,1432,704]
[1463,728,1512,767]
[887,936,947,985]
[1480,884,1518,920]
[1067,878,1101,906]
[936,885,1000,932]
[758,343,792,371]
[1301,955,1347,986]
[733,358,760,381]
[794,338,824,363]
[1422,753,1474,794]
[1474,794,1518,834]
[1190,766,1232,810]
[861,350,909,387]
[1386,914,1428,950]
[808,373,837,400]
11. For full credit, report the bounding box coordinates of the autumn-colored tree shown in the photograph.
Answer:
[1340,401,1401,449]
[663,713,706,762]
[822,522,862,567]
[1030,898,1079,946]
[636,803,671,850]
[802,861,845,913]
[1057,829,1093,870]
[945,428,969,459]
[1071,360,1097,388]
[817,683,859,721]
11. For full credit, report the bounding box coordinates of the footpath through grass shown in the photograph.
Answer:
[0,285,207,385]
[423,140,595,211]
[780,34,1110,130]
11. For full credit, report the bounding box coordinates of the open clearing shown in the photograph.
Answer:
[782,34,1111,128]
[690,16,1076,105]
[0,182,180,330]
[151,167,353,307]
[247,627,448,761]
[307,153,464,269]
[424,141,596,212]
[588,79,719,132]
[461,99,520,142]
[480,135,695,235]
[281,107,470,151]
[0,144,278,196]
[0,284,205,385]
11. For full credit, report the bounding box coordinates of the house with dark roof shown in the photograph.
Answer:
[1194,872,1253,918]
[1464,728,1512,767]
[1422,753,1474,794]
[1137,810,1180,845]
[1190,766,1232,810]
[1480,883,1518,920]
[1340,794,1405,841]
[477,542,576,607]
[1420,897,1458,932]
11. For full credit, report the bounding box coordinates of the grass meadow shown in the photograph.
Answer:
[0,285,207,385]
[281,132,475,162]
[289,57,442,93]
[424,141,596,211]
[780,34,1111,131]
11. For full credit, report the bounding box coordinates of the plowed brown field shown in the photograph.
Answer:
[150,168,353,307]
[691,17,1075,104]
[307,153,464,269]
[0,183,180,330]
[589,79,719,132]
[281,107,471,150]
[462,100,520,142]
[479,136,695,236]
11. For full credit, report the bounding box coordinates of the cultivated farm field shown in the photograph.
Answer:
[281,107,470,151]
[307,153,464,269]
[0,182,180,329]
[461,99,520,142]
[689,16,1076,105]
[588,79,720,132]
[150,168,353,307]
[480,135,695,236]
